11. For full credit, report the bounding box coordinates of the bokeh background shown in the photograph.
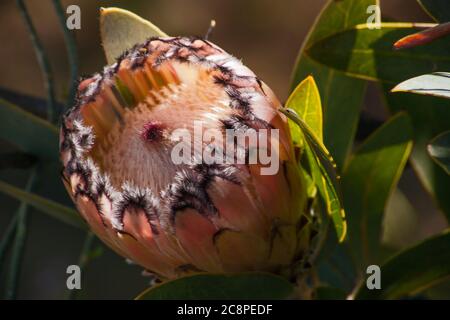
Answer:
[0,0,447,299]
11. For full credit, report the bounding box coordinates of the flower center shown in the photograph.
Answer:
[141,121,165,142]
[83,60,233,193]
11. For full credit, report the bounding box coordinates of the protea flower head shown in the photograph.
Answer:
[60,36,313,280]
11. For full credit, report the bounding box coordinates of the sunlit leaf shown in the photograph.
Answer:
[305,22,450,220]
[392,72,450,99]
[428,131,450,175]
[100,7,168,65]
[355,230,450,299]
[342,113,413,267]
[0,179,85,230]
[286,76,323,143]
[291,0,376,168]
[0,98,58,161]
[136,273,293,300]
[280,107,346,242]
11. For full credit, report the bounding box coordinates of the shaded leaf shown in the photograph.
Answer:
[100,7,168,65]
[356,230,450,299]
[0,87,64,118]
[136,273,293,300]
[382,188,419,249]
[291,0,375,168]
[315,286,347,300]
[0,152,37,170]
[383,81,450,220]
[428,131,450,175]
[392,72,450,99]
[0,98,58,161]
[342,113,413,267]
[306,23,441,84]
[0,179,85,230]
[418,0,450,23]
[316,237,358,292]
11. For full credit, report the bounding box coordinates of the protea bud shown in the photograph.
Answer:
[60,37,313,280]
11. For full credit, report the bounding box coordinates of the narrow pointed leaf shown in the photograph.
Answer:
[392,72,450,99]
[0,179,85,230]
[394,23,450,50]
[0,98,58,161]
[342,113,413,267]
[356,230,450,299]
[100,7,168,64]
[136,273,293,300]
[428,131,450,175]
[280,107,346,242]
[0,87,64,118]
[286,76,323,143]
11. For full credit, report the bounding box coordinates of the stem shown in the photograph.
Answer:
[16,0,56,123]
[52,0,79,110]
[0,215,19,271]
[67,232,96,300]
[4,168,38,300]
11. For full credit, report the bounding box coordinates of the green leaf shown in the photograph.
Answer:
[100,7,168,65]
[305,22,450,220]
[0,152,37,170]
[384,83,450,220]
[382,189,419,249]
[418,0,450,23]
[392,72,450,99]
[135,273,294,300]
[342,113,413,268]
[286,76,323,144]
[291,0,375,169]
[0,98,58,161]
[315,286,347,300]
[428,131,450,175]
[355,230,450,299]
[0,179,86,230]
[280,108,346,242]
[306,23,443,84]
[0,87,64,118]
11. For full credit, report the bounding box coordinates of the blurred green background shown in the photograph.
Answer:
[0,0,447,299]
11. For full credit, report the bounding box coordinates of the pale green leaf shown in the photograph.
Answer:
[392,72,450,99]
[286,76,323,143]
[100,7,168,65]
